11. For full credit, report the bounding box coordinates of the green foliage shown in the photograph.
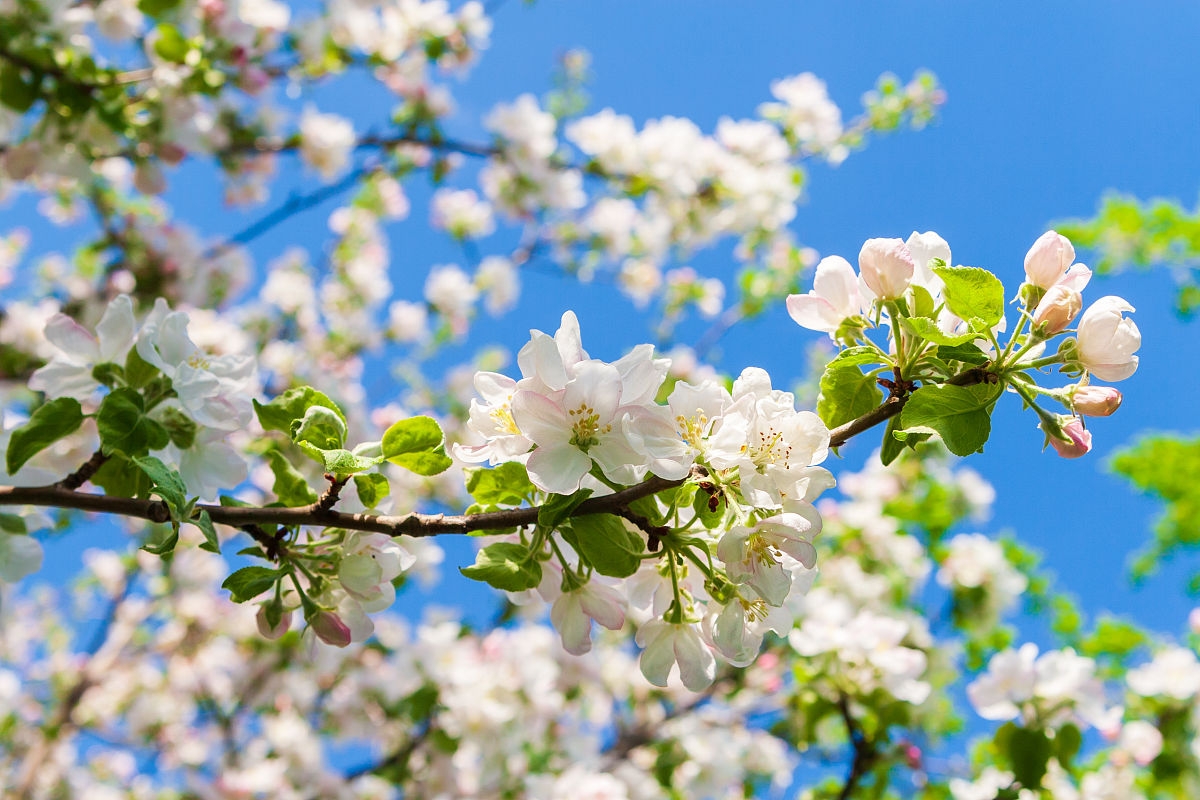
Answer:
[265,450,319,506]
[537,489,592,529]
[1111,435,1200,586]
[353,473,389,508]
[817,361,882,431]
[222,566,282,603]
[561,515,645,578]
[1058,193,1200,316]
[96,388,169,457]
[459,542,542,591]
[932,265,1005,330]
[5,397,83,474]
[254,386,347,435]
[464,461,535,506]
[899,383,1000,457]
[382,415,453,476]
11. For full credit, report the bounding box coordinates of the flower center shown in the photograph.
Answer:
[747,424,792,472]
[186,352,212,370]
[675,409,709,448]
[568,402,610,451]
[489,400,521,436]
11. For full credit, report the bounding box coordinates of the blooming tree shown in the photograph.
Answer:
[0,2,1189,799]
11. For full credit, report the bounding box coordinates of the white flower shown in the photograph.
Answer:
[635,618,716,691]
[716,510,821,606]
[475,255,519,315]
[1024,230,1091,291]
[1076,296,1140,382]
[785,255,865,336]
[1126,646,1200,700]
[858,237,915,301]
[424,264,479,320]
[29,294,137,400]
[299,108,356,181]
[549,582,626,655]
[136,299,256,431]
[338,532,415,613]
[453,372,533,465]
[967,643,1038,720]
[431,188,495,239]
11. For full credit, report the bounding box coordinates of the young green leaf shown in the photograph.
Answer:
[899,383,1001,457]
[459,542,543,592]
[131,455,188,514]
[290,405,347,451]
[817,363,882,430]
[354,472,389,508]
[222,565,281,603]
[561,515,645,578]
[265,450,319,506]
[538,489,593,529]
[900,316,984,347]
[6,397,84,475]
[96,388,170,457]
[932,265,1005,330]
[383,416,454,476]
[465,461,536,506]
[192,509,221,554]
[254,386,347,435]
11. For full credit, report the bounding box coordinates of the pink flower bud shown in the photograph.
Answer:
[134,161,166,195]
[858,238,915,301]
[1024,230,1075,289]
[1070,385,1122,417]
[309,610,352,647]
[1189,608,1200,635]
[1043,416,1092,459]
[1031,284,1082,334]
[256,602,291,639]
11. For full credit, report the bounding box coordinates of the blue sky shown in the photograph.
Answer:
[12,2,1200,641]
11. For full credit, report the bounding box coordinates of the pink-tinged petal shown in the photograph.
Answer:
[551,592,594,655]
[786,293,841,334]
[905,231,951,290]
[811,255,862,317]
[95,294,137,362]
[1059,263,1092,292]
[553,310,588,368]
[579,583,626,631]
[518,330,570,391]
[859,238,914,300]
[43,315,99,362]
[310,610,353,647]
[1023,231,1074,289]
[672,624,717,691]
[525,443,590,495]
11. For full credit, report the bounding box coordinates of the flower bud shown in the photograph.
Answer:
[256,601,291,639]
[858,237,915,301]
[1041,415,1092,459]
[1024,230,1075,289]
[1031,284,1082,335]
[1189,607,1200,636]
[134,161,166,195]
[309,609,352,647]
[1070,385,1122,417]
[1077,296,1141,382]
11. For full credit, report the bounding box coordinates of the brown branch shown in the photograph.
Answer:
[835,693,877,800]
[57,450,109,491]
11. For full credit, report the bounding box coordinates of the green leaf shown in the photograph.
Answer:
[6,397,84,475]
[141,523,179,557]
[825,346,885,368]
[383,416,453,476]
[561,515,645,578]
[314,448,382,478]
[932,265,1005,329]
[254,386,347,435]
[158,405,197,450]
[691,482,727,529]
[880,415,906,466]
[465,461,536,506]
[192,509,220,554]
[1055,723,1082,767]
[96,388,169,457]
[1007,726,1051,790]
[138,0,181,17]
[538,489,592,529]
[899,383,1000,457]
[131,455,187,513]
[0,66,40,113]
[91,454,151,498]
[459,542,542,591]
[123,347,159,389]
[900,316,984,347]
[153,24,189,63]
[265,450,318,506]
[222,565,281,603]
[0,513,27,534]
[909,283,936,319]
[817,363,882,430]
[354,473,389,508]
[936,343,991,366]
[290,405,347,451]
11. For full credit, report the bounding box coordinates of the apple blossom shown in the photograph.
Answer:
[1043,415,1093,459]
[1070,385,1123,417]
[549,582,626,655]
[635,618,717,691]
[858,237,915,300]
[785,255,865,336]
[1076,296,1142,381]
[1023,230,1092,291]
[1031,284,1083,335]
[28,294,137,401]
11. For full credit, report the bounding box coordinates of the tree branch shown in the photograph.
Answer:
[835,693,876,800]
